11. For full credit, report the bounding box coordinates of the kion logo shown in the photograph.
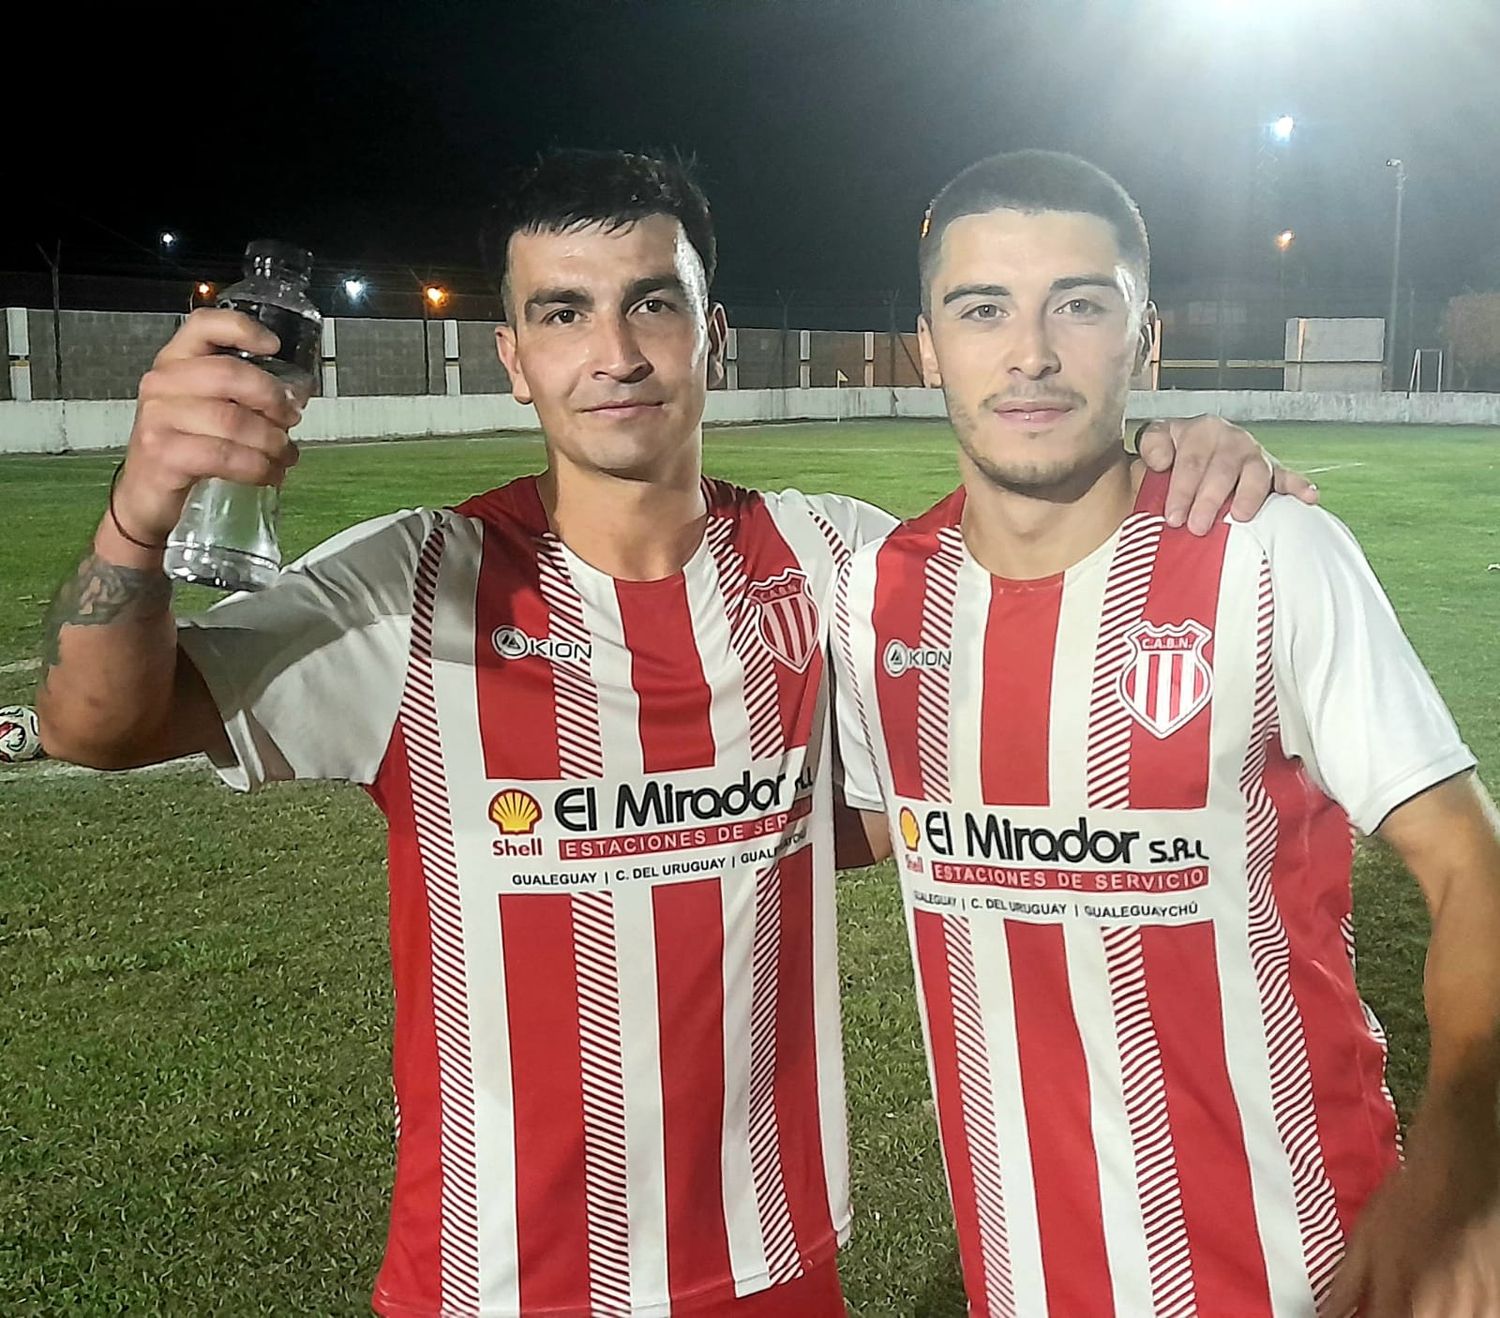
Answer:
[883,639,951,678]
[492,626,593,665]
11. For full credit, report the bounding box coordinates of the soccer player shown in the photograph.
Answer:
[36,151,1303,1317]
[832,149,1500,1318]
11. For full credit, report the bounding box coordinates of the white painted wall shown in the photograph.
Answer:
[4,388,1499,455]
[1284,317,1387,393]
[1127,390,1500,425]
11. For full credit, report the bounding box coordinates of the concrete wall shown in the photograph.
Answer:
[1128,389,1500,425]
[8,387,1500,455]
[19,305,1453,407]
[1285,317,1385,392]
[873,333,925,387]
[457,320,510,395]
[0,395,535,453]
[734,329,799,390]
[329,318,441,397]
[0,307,996,403]
[13,310,180,401]
[1286,362,1385,392]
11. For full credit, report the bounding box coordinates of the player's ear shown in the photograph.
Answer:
[706,302,728,389]
[917,313,942,388]
[1135,301,1159,374]
[495,324,532,405]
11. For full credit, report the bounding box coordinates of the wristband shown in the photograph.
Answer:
[108,462,168,552]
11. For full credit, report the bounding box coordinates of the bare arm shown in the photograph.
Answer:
[1323,772,1500,1318]
[833,791,893,870]
[853,807,894,867]
[1386,774,1500,1100]
[36,310,303,769]
[37,549,226,768]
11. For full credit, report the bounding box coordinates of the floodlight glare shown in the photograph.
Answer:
[1275,230,1295,252]
[1272,115,1296,142]
[343,277,368,300]
[160,231,177,248]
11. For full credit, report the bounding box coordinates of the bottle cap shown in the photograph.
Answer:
[244,240,314,282]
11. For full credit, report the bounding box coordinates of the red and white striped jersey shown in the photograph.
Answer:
[831,471,1475,1318]
[179,475,895,1317]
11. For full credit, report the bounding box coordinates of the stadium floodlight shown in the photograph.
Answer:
[343,277,368,301]
[1271,115,1296,142]
[1275,229,1296,252]
[196,281,213,296]
[424,285,448,307]
[159,231,178,249]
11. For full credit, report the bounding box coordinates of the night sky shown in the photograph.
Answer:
[8,0,1500,314]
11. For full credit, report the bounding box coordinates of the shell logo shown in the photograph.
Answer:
[489,789,542,836]
[898,806,920,852]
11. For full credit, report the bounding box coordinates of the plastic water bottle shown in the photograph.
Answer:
[163,240,321,592]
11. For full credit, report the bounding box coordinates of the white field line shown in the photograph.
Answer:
[6,479,111,488]
[1303,462,1366,475]
[0,658,40,674]
[0,754,211,786]
[709,443,941,455]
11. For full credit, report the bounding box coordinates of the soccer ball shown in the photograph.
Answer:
[0,704,44,763]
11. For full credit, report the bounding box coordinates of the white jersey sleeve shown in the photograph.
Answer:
[176,507,440,792]
[783,490,898,557]
[1255,500,1476,834]
[830,554,886,814]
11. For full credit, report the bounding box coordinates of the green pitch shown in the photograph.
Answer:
[1,421,1496,1313]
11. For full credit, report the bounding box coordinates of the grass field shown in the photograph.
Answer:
[2,420,1497,1315]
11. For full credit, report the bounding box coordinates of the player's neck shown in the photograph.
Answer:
[959,448,1144,581]
[539,452,708,582]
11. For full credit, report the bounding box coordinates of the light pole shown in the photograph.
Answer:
[158,231,177,310]
[1237,113,1297,387]
[1384,158,1407,390]
[1275,229,1295,342]
[422,285,448,393]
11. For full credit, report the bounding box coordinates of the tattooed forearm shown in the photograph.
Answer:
[41,554,173,672]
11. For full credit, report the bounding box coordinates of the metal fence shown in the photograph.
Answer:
[0,267,1475,399]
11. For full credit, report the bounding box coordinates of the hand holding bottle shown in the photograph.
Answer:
[114,308,304,558]
[159,240,322,591]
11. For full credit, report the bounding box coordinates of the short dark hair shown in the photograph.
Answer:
[918,150,1149,315]
[482,149,716,316]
